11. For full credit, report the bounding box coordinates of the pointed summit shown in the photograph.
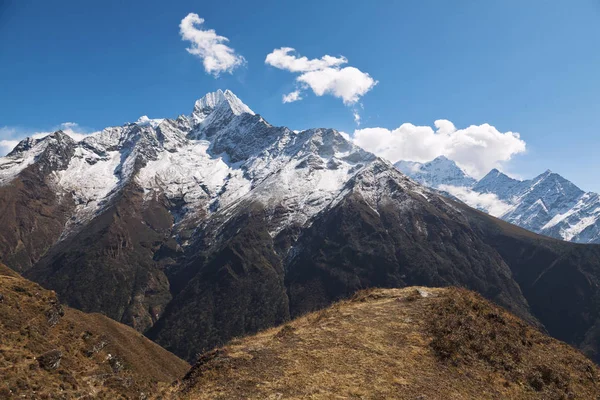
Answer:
[431,155,451,163]
[192,89,254,126]
[394,156,476,188]
[473,168,520,199]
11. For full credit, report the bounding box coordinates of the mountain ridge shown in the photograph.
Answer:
[169,287,600,399]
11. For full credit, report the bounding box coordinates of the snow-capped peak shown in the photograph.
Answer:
[135,115,165,128]
[192,89,254,126]
[395,156,476,188]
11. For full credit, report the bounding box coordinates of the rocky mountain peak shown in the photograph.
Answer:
[191,89,254,127]
[6,137,37,157]
[3,130,76,177]
[394,155,476,188]
[473,168,520,198]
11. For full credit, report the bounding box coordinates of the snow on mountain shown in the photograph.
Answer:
[135,115,165,128]
[394,156,477,188]
[191,89,254,127]
[473,169,522,200]
[0,89,382,240]
[4,97,597,246]
[0,131,75,185]
[396,158,600,244]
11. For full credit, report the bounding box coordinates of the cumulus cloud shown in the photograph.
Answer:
[439,185,512,217]
[282,90,302,103]
[338,131,352,141]
[352,120,526,178]
[0,140,19,155]
[296,67,377,105]
[265,47,377,111]
[180,13,245,77]
[0,123,95,156]
[265,47,347,72]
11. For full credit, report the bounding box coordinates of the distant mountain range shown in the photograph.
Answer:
[2,90,600,366]
[395,156,600,244]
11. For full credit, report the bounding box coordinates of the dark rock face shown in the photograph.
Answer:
[0,166,75,273]
[285,192,532,324]
[27,184,174,332]
[147,206,290,361]
[5,146,600,364]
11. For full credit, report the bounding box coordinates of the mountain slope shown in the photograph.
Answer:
[2,90,600,366]
[147,158,543,361]
[170,287,600,400]
[0,263,189,399]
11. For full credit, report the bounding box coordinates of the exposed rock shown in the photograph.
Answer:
[108,354,125,373]
[37,349,62,370]
[45,300,65,327]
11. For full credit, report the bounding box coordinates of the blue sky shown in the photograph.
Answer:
[0,1,599,190]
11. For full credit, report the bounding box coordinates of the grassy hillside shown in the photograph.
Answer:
[171,287,600,400]
[0,264,189,399]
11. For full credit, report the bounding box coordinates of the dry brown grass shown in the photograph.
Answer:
[167,287,600,400]
[0,264,189,399]
[427,288,599,399]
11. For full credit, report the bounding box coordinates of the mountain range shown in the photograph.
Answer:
[2,89,600,367]
[395,156,600,244]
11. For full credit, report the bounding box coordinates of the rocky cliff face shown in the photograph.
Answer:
[2,90,600,364]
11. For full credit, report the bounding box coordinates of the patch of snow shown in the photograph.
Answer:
[135,116,165,128]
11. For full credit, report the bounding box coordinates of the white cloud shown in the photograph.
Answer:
[180,13,245,77]
[339,131,351,141]
[297,67,377,105]
[439,184,512,217]
[265,47,346,72]
[353,111,361,126]
[282,90,302,103]
[352,119,526,178]
[265,47,377,109]
[0,140,19,155]
[0,123,95,156]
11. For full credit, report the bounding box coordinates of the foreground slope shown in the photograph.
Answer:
[171,287,600,400]
[0,264,189,399]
